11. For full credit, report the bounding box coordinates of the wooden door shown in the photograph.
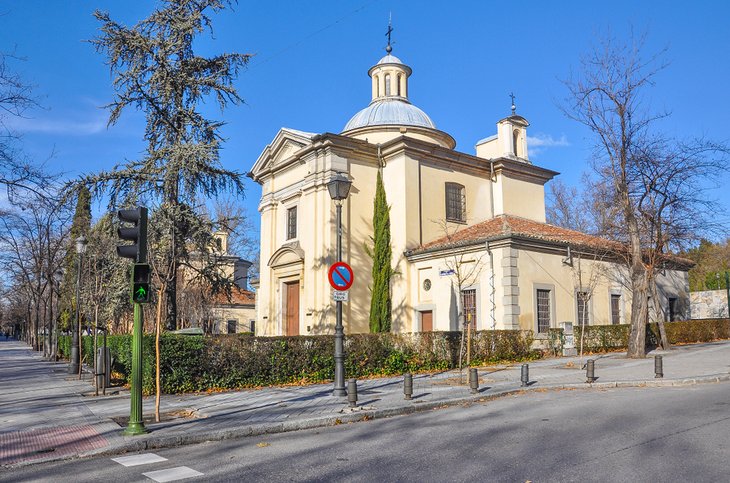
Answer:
[285,281,300,336]
[421,310,433,332]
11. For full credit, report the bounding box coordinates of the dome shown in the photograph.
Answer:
[376,54,403,65]
[343,98,436,132]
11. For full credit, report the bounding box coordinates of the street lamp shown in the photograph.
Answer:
[327,172,352,397]
[68,235,87,375]
[52,269,64,361]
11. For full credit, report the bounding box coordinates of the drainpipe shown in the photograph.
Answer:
[486,240,496,330]
[489,160,496,219]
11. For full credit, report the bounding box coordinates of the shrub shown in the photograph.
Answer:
[56,329,538,394]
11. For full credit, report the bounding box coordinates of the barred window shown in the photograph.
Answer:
[577,292,590,326]
[536,289,551,333]
[445,183,466,222]
[610,294,621,325]
[227,320,237,334]
[461,289,477,329]
[286,206,297,240]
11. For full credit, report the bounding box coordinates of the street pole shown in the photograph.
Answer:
[123,302,146,435]
[69,250,82,374]
[333,201,346,397]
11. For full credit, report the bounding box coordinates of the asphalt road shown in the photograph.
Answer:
[4,383,730,482]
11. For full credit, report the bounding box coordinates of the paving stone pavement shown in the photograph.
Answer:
[2,337,730,468]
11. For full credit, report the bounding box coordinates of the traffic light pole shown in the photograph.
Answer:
[123,302,146,435]
[116,206,149,436]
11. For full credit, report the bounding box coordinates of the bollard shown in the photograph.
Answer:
[586,359,595,383]
[521,364,529,387]
[404,373,413,400]
[654,355,663,378]
[347,379,358,408]
[469,368,479,394]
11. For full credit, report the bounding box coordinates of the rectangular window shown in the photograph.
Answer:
[577,292,590,327]
[461,289,477,329]
[610,294,621,325]
[286,206,297,240]
[668,297,678,321]
[536,289,551,333]
[227,319,237,334]
[445,183,466,222]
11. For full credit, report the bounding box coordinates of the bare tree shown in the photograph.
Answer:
[433,220,488,372]
[0,51,51,201]
[563,33,729,358]
[0,191,71,352]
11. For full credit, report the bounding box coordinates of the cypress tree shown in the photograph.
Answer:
[59,186,92,331]
[369,170,392,332]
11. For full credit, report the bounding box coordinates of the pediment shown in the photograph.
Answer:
[249,128,317,181]
[268,242,305,268]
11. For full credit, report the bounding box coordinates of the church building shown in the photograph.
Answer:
[247,45,691,337]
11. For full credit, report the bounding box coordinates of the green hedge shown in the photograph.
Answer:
[59,330,536,395]
[573,318,730,353]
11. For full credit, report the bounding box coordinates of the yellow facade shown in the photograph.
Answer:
[248,50,691,336]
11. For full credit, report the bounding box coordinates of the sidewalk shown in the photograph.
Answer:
[2,337,729,468]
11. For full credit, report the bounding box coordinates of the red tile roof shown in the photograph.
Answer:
[410,214,694,268]
[417,215,619,251]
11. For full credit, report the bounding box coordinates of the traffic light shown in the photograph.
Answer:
[117,207,148,263]
[132,263,151,304]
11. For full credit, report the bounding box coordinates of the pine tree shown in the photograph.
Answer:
[369,170,392,332]
[87,0,250,330]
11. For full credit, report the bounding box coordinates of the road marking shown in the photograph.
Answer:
[142,466,204,482]
[112,453,168,467]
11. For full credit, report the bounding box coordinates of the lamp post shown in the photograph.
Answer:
[68,235,87,375]
[327,172,352,397]
[52,269,64,361]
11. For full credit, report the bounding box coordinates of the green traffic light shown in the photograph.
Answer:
[135,286,147,299]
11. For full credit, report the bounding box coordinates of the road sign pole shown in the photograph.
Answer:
[333,202,346,397]
[123,302,147,435]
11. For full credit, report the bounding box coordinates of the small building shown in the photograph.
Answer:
[247,46,692,336]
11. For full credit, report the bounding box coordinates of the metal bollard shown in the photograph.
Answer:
[586,359,595,383]
[469,368,479,394]
[521,364,529,387]
[347,379,358,408]
[654,355,663,378]
[404,373,413,400]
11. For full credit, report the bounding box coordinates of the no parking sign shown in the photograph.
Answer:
[328,262,354,291]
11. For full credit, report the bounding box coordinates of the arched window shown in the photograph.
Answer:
[385,74,391,96]
[396,74,401,96]
[513,129,520,156]
[445,182,466,222]
[374,75,379,97]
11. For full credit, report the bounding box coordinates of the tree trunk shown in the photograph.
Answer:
[627,269,649,358]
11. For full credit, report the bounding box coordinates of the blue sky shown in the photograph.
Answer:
[3,0,729,244]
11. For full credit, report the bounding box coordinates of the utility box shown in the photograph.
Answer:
[560,321,577,356]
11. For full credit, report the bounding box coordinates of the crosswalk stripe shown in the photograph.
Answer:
[142,466,204,482]
[112,453,168,467]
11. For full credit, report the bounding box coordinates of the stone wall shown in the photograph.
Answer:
[691,290,729,319]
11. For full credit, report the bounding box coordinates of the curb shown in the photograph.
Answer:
[5,372,730,469]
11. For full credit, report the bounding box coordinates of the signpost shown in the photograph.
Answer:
[328,261,353,397]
